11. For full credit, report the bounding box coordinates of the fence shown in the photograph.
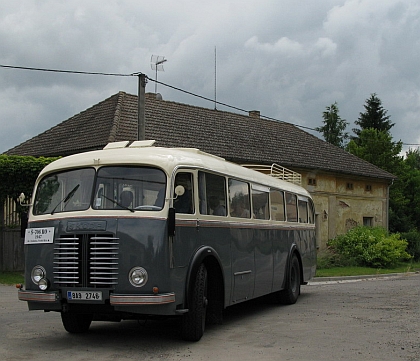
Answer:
[1,196,24,272]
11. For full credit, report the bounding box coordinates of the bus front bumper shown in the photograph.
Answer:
[18,289,175,305]
[18,289,59,302]
[110,293,176,305]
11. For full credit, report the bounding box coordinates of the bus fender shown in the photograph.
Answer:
[282,244,303,289]
[183,246,223,309]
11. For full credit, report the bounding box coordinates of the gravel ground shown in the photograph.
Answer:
[0,272,419,361]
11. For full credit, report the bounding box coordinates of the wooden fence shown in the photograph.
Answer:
[1,197,24,272]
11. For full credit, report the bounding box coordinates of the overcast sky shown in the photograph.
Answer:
[1,0,420,154]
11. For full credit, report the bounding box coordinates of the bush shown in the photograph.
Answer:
[327,226,412,268]
[0,155,59,203]
[316,248,357,269]
[400,230,420,261]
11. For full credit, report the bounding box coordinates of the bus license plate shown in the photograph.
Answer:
[67,291,103,301]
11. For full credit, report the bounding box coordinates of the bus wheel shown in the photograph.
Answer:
[276,254,301,305]
[61,312,93,333]
[181,263,208,341]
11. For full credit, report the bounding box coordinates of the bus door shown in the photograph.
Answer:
[251,184,273,298]
[172,172,197,267]
[228,179,255,303]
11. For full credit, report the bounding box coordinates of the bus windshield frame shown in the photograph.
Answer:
[32,166,166,215]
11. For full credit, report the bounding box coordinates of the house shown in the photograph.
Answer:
[5,91,395,248]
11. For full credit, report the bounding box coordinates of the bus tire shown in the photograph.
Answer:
[276,254,301,305]
[181,263,208,341]
[61,312,93,333]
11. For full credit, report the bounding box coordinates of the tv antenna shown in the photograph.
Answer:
[151,55,167,93]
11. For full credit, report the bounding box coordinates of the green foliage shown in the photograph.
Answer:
[388,147,420,233]
[347,128,403,174]
[327,226,412,268]
[316,248,351,269]
[316,102,349,148]
[0,155,59,205]
[352,93,394,141]
[400,230,420,261]
[405,148,420,170]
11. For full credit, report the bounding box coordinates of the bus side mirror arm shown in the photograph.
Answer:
[18,193,32,207]
[20,212,28,238]
[168,207,176,237]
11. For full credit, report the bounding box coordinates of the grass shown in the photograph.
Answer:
[315,261,420,278]
[0,272,24,285]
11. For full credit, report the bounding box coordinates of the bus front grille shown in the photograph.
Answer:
[53,234,119,288]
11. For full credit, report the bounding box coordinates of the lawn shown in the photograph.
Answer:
[315,261,420,277]
[0,272,24,285]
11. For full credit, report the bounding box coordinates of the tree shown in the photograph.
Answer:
[352,93,394,143]
[393,148,420,232]
[347,128,402,173]
[405,148,420,170]
[316,102,349,148]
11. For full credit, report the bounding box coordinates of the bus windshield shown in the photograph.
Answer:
[93,166,166,211]
[33,168,95,215]
[33,166,166,215]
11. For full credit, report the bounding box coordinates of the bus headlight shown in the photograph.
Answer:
[129,267,148,287]
[38,277,50,291]
[31,266,46,285]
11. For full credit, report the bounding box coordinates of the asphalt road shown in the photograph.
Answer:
[1,273,419,361]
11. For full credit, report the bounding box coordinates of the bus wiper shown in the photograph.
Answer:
[51,184,80,215]
[101,195,135,213]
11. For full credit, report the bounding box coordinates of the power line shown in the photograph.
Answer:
[0,63,337,126]
[1,63,420,147]
[0,64,136,77]
[151,78,250,114]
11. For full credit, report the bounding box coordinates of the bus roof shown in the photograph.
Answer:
[39,141,310,196]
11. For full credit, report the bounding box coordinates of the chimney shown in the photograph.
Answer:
[249,110,260,119]
[145,92,163,100]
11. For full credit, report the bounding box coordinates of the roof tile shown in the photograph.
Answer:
[4,91,395,180]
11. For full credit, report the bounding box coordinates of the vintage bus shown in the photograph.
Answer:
[18,140,316,341]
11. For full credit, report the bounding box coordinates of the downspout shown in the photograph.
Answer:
[386,178,394,231]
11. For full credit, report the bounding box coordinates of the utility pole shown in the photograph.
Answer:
[137,74,147,141]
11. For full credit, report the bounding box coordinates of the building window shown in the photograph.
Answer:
[363,217,373,227]
[308,178,316,186]
[365,184,372,192]
[346,182,354,190]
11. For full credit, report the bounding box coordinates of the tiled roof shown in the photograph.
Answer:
[5,91,395,181]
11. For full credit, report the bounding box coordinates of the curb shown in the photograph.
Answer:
[310,271,418,284]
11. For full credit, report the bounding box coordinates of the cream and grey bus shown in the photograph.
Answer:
[18,140,316,341]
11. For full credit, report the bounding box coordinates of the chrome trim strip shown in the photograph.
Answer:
[234,270,252,276]
[18,290,58,302]
[110,292,175,305]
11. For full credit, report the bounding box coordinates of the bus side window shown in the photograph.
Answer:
[285,192,297,222]
[229,179,251,218]
[199,172,227,216]
[298,198,308,223]
[174,172,194,214]
[308,199,315,224]
[251,185,269,220]
[270,189,285,221]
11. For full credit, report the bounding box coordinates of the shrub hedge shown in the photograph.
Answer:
[0,155,59,206]
[327,226,412,268]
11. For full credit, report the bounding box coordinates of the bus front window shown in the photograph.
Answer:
[33,168,95,215]
[93,166,166,211]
